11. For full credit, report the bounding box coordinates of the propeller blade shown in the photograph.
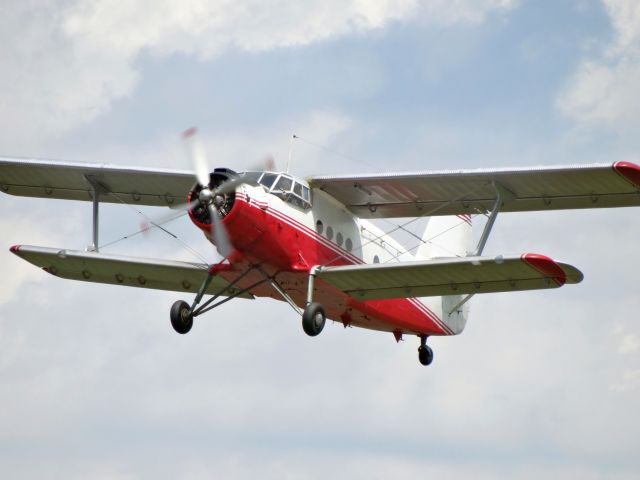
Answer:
[182,127,210,186]
[264,154,276,171]
[208,204,233,258]
[212,176,246,196]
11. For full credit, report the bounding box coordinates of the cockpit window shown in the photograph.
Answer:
[259,173,278,189]
[255,172,312,209]
[240,171,262,184]
[274,176,293,192]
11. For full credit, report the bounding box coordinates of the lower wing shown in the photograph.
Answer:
[10,245,254,299]
[316,254,583,301]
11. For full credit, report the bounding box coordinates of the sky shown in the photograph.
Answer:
[1,0,640,478]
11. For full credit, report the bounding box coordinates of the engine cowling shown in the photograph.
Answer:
[187,168,236,229]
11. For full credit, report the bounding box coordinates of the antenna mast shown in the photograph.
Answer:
[285,134,297,173]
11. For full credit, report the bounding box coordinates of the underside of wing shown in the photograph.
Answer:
[0,157,195,207]
[10,245,254,299]
[316,254,583,301]
[308,162,640,218]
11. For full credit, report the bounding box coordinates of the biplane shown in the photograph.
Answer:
[1,131,639,365]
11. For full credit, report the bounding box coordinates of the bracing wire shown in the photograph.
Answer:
[320,183,488,267]
[291,134,488,267]
[101,192,210,266]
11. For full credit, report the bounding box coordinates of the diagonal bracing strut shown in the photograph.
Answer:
[449,182,515,315]
[190,267,266,317]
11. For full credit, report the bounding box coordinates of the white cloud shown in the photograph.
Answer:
[557,0,640,130]
[618,333,640,354]
[602,0,640,53]
[0,0,515,146]
[610,369,640,392]
[0,199,84,305]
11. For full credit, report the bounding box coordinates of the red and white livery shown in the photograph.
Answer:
[2,145,639,366]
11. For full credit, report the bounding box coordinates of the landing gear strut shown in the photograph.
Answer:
[301,266,326,337]
[418,335,434,366]
[169,266,267,335]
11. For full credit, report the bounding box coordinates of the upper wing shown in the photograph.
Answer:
[316,253,583,301]
[0,157,195,207]
[10,245,254,298]
[308,162,640,218]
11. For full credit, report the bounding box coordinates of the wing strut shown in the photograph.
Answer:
[84,175,109,252]
[471,182,515,256]
[457,182,515,314]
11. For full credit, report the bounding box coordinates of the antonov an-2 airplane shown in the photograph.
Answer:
[1,133,639,365]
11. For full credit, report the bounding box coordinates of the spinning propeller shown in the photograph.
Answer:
[182,127,234,258]
[139,127,274,260]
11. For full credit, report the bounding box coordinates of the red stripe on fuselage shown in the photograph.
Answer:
[213,193,452,336]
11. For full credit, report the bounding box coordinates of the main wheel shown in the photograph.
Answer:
[170,300,193,334]
[302,302,326,337]
[418,345,434,366]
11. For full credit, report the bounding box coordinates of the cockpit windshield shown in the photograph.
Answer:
[240,171,312,209]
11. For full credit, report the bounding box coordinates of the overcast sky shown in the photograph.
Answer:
[1,0,640,478]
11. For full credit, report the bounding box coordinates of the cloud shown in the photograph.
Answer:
[618,333,640,354]
[0,198,84,305]
[0,0,516,146]
[610,369,640,392]
[557,0,640,130]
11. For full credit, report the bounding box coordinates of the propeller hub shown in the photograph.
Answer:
[198,188,213,205]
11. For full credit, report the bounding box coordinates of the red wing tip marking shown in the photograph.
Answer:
[613,161,640,188]
[521,253,567,286]
[9,245,20,254]
[182,126,198,138]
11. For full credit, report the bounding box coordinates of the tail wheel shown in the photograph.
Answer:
[170,300,193,334]
[418,345,434,366]
[302,302,326,337]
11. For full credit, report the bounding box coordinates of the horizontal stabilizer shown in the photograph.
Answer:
[316,254,583,300]
[10,245,253,299]
[0,157,195,207]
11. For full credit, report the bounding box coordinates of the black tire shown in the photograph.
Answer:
[418,345,434,366]
[170,300,193,334]
[302,302,326,337]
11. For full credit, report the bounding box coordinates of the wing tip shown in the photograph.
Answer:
[613,161,640,188]
[9,244,20,254]
[521,253,567,286]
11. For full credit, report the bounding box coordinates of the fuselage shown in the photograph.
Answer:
[188,171,458,337]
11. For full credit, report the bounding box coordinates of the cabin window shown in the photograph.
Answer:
[336,232,343,247]
[302,186,310,202]
[345,238,353,252]
[316,220,324,234]
[326,226,334,241]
